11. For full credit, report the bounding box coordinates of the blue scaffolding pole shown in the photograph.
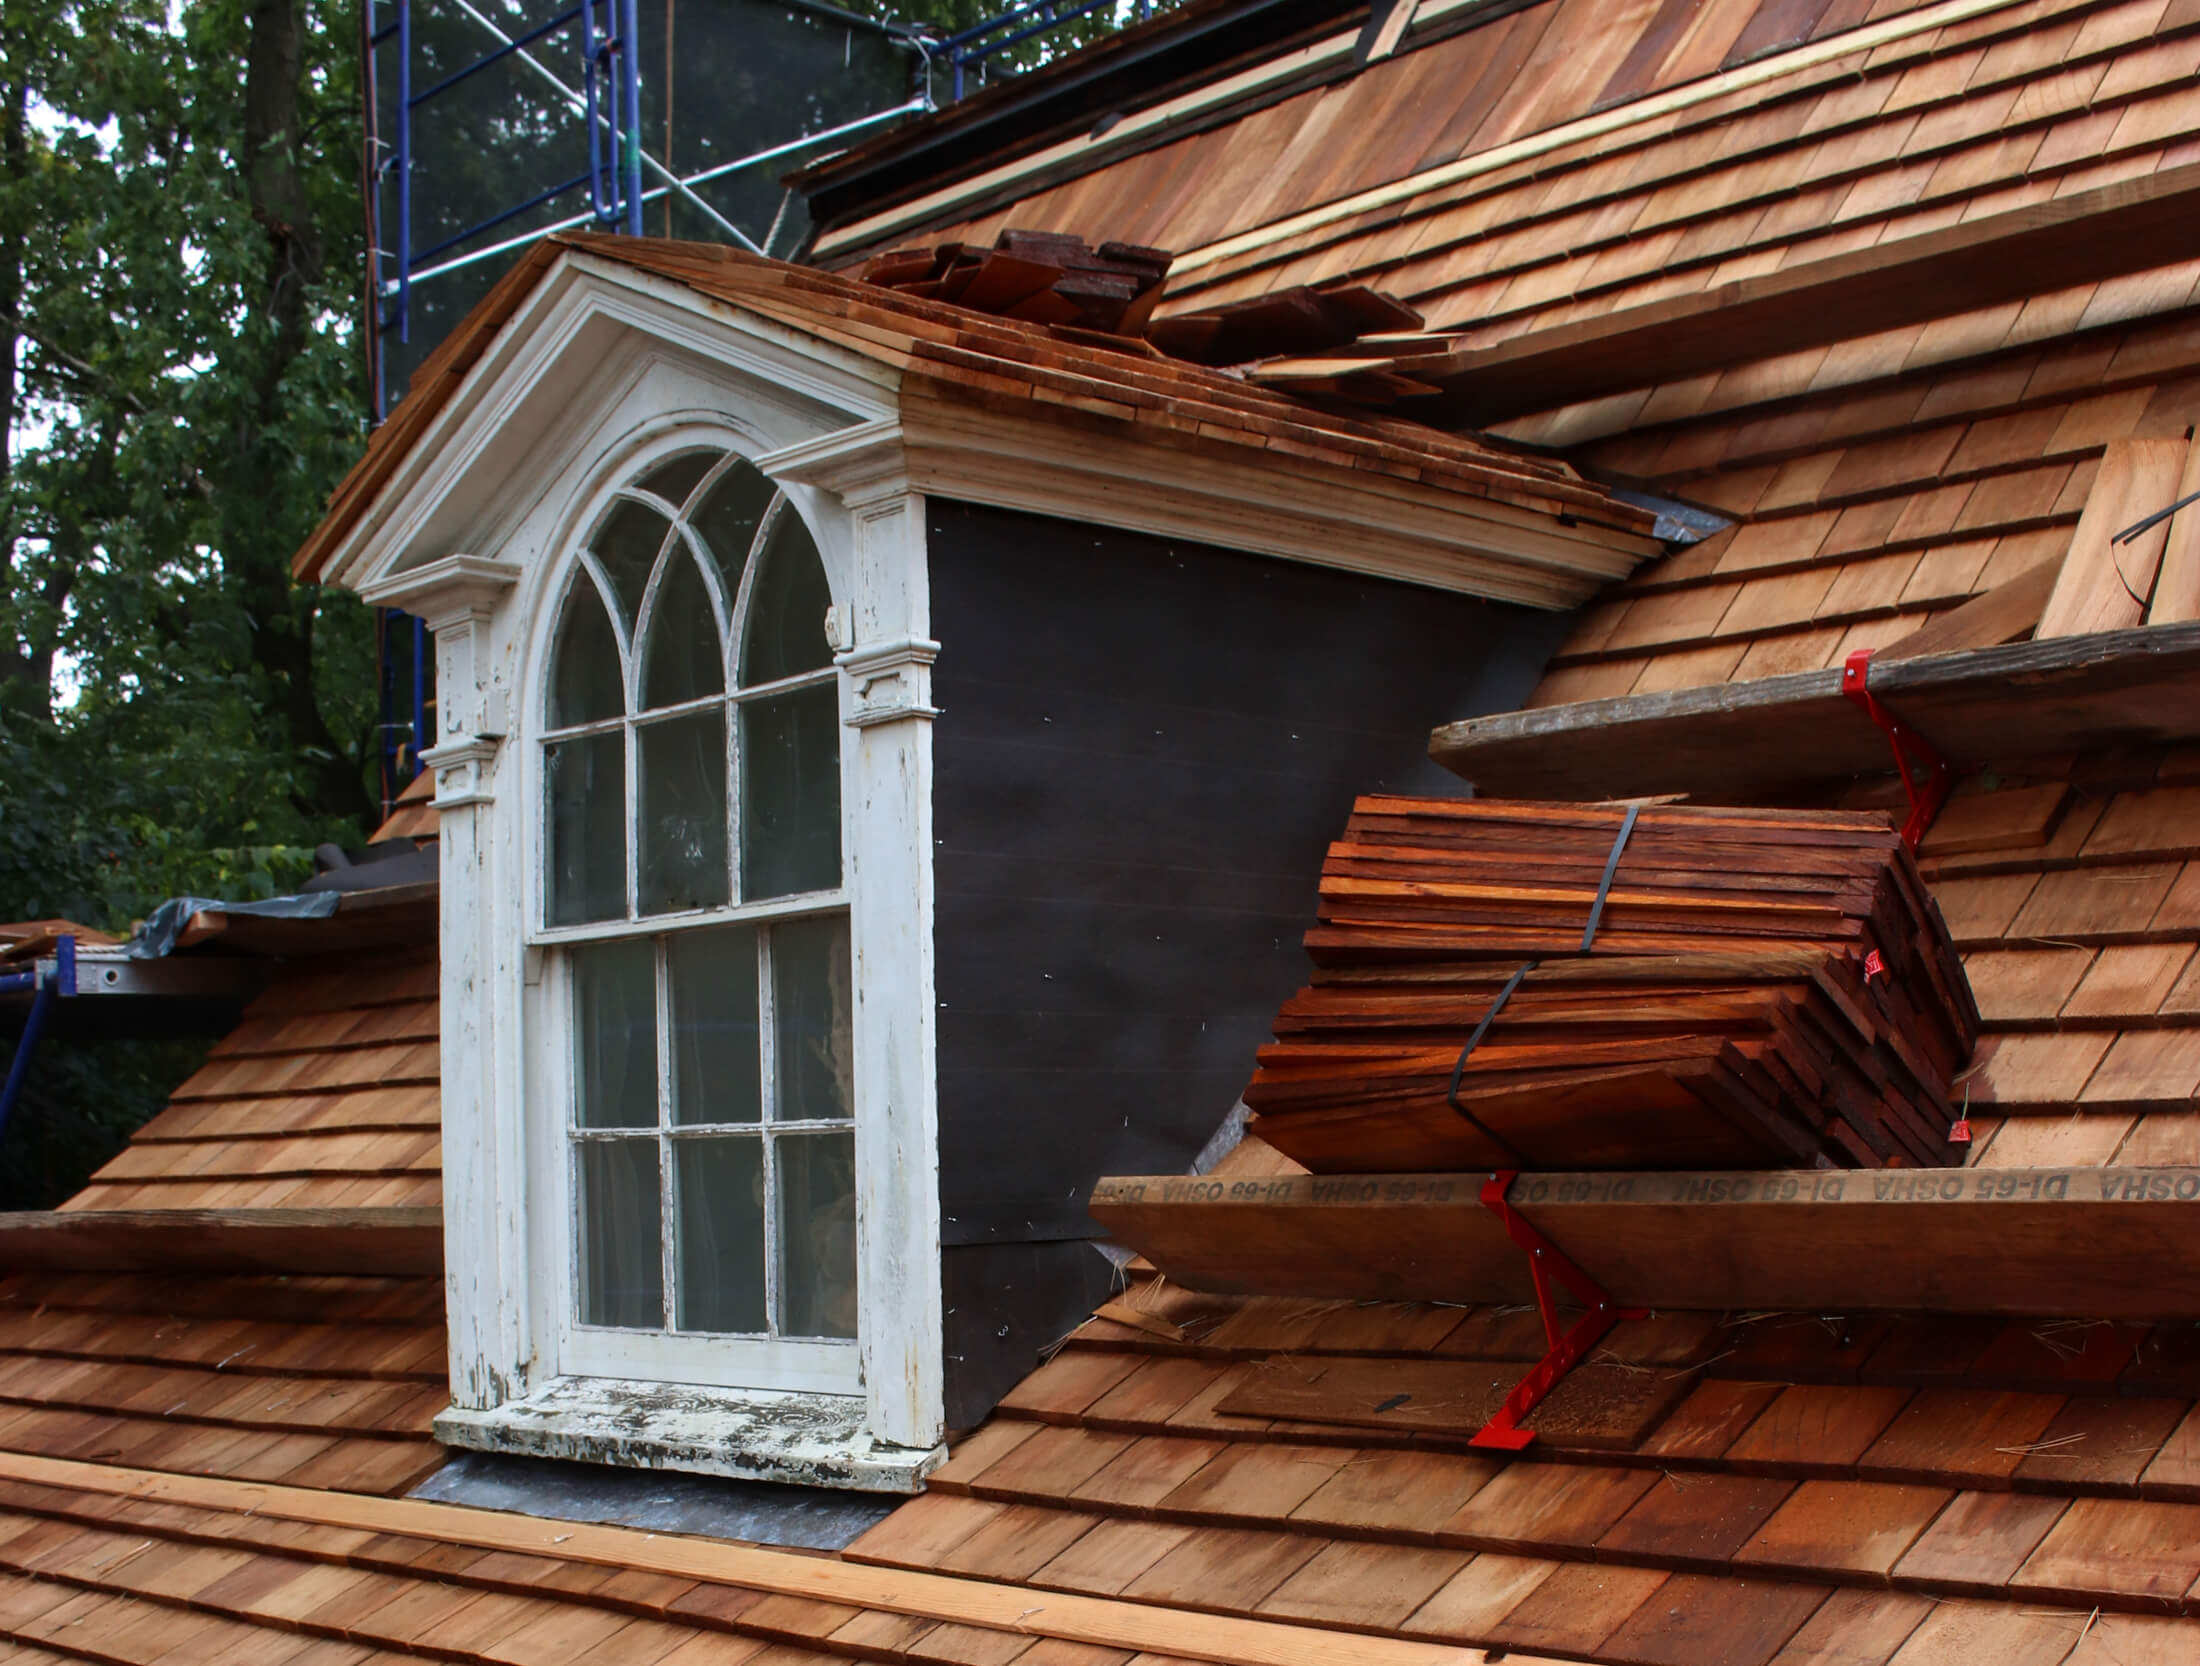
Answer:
[357,0,1137,805]
[0,937,75,1145]
[365,0,648,805]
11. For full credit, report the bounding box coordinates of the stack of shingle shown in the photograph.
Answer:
[1246,797,1979,1172]
[853,228,1427,371]
[855,230,1173,335]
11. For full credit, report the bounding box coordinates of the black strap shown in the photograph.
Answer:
[1580,802,1641,953]
[1445,805,1643,1158]
[1446,957,1536,1165]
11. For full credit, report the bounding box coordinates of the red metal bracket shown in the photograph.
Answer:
[1841,648,1955,853]
[1470,1172,1647,1451]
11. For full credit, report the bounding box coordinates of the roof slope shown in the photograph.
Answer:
[293,235,1659,596]
[62,949,439,1213]
[0,927,449,1498]
[0,1449,1563,1666]
[807,0,1961,266]
[841,761,2200,1664]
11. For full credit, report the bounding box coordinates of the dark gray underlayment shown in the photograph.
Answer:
[411,1450,898,1549]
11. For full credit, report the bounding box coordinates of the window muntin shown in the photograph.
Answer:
[541,450,854,1354]
[569,917,856,1341]
[541,454,842,929]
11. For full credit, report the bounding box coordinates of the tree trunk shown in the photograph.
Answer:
[230,0,373,829]
[0,72,46,719]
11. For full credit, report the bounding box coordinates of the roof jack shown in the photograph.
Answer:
[1470,1170,1645,1451]
[1841,648,1956,853]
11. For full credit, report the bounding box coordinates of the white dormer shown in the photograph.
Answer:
[315,240,1662,1490]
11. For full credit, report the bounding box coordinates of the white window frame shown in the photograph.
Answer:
[347,280,948,1486]
[527,436,860,1396]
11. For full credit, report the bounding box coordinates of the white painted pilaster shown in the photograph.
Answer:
[364,556,533,1412]
[764,422,945,1451]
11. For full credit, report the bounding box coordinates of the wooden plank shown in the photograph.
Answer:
[1092,1168,2200,1319]
[2037,440,2188,640]
[1210,1356,1692,1451]
[1428,622,2200,801]
[1413,163,2200,424]
[1874,557,2062,665]
[1514,1167,2200,1320]
[1916,784,2068,858]
[2150,441,2200,626]
[0,1209,441,1277]
[0,1450,1554,1666]
[1086,1174,1535,1307]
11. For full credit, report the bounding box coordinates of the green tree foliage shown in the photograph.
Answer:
[0,0,374,1202]
[1,0,375,832]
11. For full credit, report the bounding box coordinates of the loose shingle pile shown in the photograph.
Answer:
[853,227,1427,372]
[1247,798,1980,1172]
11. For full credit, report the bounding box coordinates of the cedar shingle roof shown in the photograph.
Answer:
[17,0,2200,1660]
[291,234,1657,590]
[838,760,2200,1661]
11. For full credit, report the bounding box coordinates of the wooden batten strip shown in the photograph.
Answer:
[2038,440,2189,640]
[1430,623,2200,802]
[0,1208,442,1278]
[815,0,2023,267]
[1091,1165,2200,1320]
[1416,170,2200,425]
[0,1451,1539,1666]
[2150,442,2200,625]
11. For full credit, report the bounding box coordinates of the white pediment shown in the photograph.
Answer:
[322,251,899,603]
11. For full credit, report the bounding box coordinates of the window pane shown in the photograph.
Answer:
[572,936,657,1129]
[545,732,626,925]
[673,1134,766,1333]
[777,1131,856,1339]
[669,925,760,1126]
[591,498,672,629]
[576,1138,663,1327]
[691,461,774,608]
[638,451,718,515]
[639,711,731,915]
[741,508,834,685]
[639,549,725,711]
[773,914,852,1125]
[740,685,841,899]
[548,577,624,729]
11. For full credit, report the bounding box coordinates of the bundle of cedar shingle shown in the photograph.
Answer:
[1246,798,1980,1173]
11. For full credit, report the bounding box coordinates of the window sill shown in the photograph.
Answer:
[434,1376,945,1494]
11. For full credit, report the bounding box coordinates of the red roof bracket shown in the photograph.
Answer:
[1841,648,1955,853]
[1470,1171,1647,1451]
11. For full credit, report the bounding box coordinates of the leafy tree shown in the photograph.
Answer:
[0,0,373,1202]
[1,0,374,825]
[0,0,1167,1203]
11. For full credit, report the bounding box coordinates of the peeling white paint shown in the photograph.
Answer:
[435,1377,944,1494]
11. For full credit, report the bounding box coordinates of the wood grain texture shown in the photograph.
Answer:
[1096,1167,2200,1319]
[1433,624,2200,801]
[0,1208,441,1276]
[0,1449,1554,1666]
[2037,440,2188,640]
[1421,165,2200,424]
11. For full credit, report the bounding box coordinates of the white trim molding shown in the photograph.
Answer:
[422,737,501,811]
[839,637,942,729]
[366,554,524,748]
[759,418,910,510]
[435,1378,944,1493]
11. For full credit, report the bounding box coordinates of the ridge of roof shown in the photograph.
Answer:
[792,0,1379,232]
[804,0,2000,266]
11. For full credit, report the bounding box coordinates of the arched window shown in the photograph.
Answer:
[538,452,854,1351]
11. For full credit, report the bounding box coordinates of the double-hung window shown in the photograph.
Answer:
[537,448,854,1391]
